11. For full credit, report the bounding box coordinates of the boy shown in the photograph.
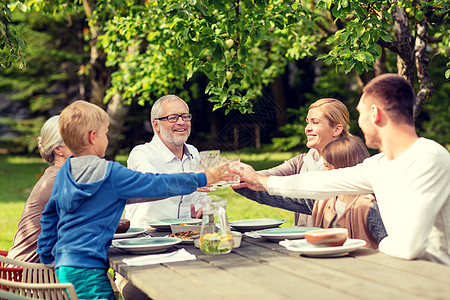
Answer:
[37,100,228,299]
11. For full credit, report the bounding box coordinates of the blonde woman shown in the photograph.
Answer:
[234,98,350,226]
[8,116,72,262]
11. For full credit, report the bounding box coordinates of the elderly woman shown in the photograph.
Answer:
[234,98,350,226]
[7,115,72,262]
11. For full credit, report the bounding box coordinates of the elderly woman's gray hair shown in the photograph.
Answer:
[37,115,64,165]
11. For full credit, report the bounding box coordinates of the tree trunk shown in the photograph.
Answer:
[83,0,127,158]
[270,75,288,134]
[83,0,111,108]
[374,47,386,77]
[391,1,415,86]
[413,4,434,119]
[105,93,130,160]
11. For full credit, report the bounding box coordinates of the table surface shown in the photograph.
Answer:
[108,229,450,300]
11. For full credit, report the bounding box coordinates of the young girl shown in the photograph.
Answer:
[313,135,386,248]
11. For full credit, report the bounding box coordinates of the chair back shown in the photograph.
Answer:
[0,252,23,283]
[0,256,78,299]
[0,256,57,285]
[0,278,78,300]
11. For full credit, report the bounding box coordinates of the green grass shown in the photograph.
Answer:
[0,155,47,250]
[0,151,301,250]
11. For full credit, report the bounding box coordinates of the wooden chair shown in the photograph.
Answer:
[0,252,23,282]
[0,255,78,300]
[0,278,78,300]
[0,288,33,299]
[0,256,57,286]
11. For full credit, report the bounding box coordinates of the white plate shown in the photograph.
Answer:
[229,218,286,231]
[279,239,366,257]
[148,219,202,231]
[256,227,320,242]
[113,228,147,239]
[112,237,182,254]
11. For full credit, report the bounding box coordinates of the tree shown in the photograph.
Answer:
[316,0,450,118]
[3,0,449,155]
[0,0,27,68]
[0,9,85,153]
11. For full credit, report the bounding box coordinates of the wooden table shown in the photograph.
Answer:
[108,230,450,300]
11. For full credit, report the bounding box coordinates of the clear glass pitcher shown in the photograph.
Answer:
[199,195,234,254]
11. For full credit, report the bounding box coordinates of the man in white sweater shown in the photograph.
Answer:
[233,74,450,265]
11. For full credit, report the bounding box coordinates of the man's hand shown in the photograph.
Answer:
[229,162,269,191]
[191,204,203,219]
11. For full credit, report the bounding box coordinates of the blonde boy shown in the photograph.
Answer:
[37,100,228,299]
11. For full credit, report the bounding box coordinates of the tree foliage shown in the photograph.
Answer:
[1,0,449,153]
[97,0,321,114]
[0,0,27,68]
[317,0,449,117]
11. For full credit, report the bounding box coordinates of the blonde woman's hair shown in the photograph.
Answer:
[322,135,369,169]
[38,115,64,165]
[59,100,109,155]
[309,98,350,137]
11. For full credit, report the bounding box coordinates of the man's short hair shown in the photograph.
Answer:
[362,73,415,125]
[150,95,189,129]
[59,100,109,155]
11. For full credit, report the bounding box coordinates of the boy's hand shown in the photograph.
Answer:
[204,163,230,186]
[229,162,269,191]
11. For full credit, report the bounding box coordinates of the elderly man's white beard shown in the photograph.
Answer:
[160,125,190,146]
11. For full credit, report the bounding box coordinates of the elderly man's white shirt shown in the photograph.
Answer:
[268,138,450,265]
[125,135,206,228]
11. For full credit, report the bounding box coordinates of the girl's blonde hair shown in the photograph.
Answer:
[59,100,109,155]
[38,115,64,165]
[309,98,350,137]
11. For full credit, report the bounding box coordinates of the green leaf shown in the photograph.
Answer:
[364,51,374,63]
[415,10,425,21]
[355,52,366,62]
[326,34,339,45]
[380,32,393,43]
[354,4,366,18]
[195,3,208,16]
[373,43,382,57]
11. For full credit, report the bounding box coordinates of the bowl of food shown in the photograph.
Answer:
[116,218,131,234]
[304,228,348,247]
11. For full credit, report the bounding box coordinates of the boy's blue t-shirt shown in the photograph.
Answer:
[37,155,206,269]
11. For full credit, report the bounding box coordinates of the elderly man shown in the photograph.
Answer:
[125,95,206,227]
[116,95,208,300]
[234,74,450,265]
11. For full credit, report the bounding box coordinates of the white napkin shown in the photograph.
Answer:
[244,231,262,238]
[122,248,196,266]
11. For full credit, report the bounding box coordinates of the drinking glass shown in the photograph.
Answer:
[199,150,220,169]
[198,150,221,191]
